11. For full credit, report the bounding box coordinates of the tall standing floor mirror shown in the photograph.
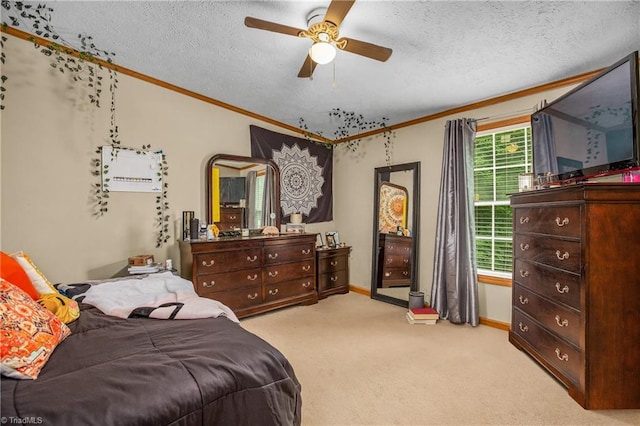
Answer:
[370,162,421,307]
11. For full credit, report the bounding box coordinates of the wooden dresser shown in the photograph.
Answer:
[377,234,412,287]
[316,246,351,299]
[179,233,317,318]
[218,207,244,230]
[509,183,640,409]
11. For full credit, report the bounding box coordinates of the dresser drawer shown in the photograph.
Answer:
[318,254,348,273]
[514,259,581,310]
[195,268,262,296]
[514,234,581,273]
[514,285,582,347]
[195,248,261,274]
[264,259,315,285]
[514,206,581,238]
[264,277,315,302]
[264,243,314,264]
[512,310,582,385]
[318,269,349,292]
[205,285,262,310]
[383,240,412,256]
[382,253,411,268]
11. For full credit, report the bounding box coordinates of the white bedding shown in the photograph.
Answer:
[59,272,239,322]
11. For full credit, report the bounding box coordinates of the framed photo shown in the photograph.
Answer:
[325,231,339,248]
[316,233,324,248]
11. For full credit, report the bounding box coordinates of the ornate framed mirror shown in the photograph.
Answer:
[205,154,281,231]
[370,162,421,307]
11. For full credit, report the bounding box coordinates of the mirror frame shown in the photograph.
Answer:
[370,162,421,307]
[205,154,281,230]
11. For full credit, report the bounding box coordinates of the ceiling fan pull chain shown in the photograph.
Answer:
[332,60,337,88]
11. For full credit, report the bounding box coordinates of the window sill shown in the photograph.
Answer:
[478,274,512,287]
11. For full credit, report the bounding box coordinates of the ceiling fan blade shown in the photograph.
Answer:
[339,37,392,62]
[297,55,318,78]
[323,0,356,27]
[244,17,305,37]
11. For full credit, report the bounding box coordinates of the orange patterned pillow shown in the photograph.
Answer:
[0,278,71,380]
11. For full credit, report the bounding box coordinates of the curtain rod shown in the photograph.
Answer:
[476,107,536,123]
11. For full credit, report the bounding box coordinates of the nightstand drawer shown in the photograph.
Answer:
[318,269,348,292]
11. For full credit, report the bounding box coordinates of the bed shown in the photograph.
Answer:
[0,274,302,425]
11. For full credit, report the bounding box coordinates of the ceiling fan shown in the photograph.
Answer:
[244,0,393,78]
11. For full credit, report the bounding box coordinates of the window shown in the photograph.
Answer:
[474,125,532,278]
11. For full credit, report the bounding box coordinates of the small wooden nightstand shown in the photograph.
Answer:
[316,246,351,299]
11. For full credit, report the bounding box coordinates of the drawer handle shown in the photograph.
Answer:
[301,249,311,255]
[247,293,258,300]
[268,288,279,296]
[518,322,528,332]
[405,247,410,252]
[247,274,258,281]
[555,348,569,362]
[385,272,391,277]
[268,253,278,259]
[302,281,312,288]
[246,255,258,262]
[268,271,278,277]
[201,259,215,267]
[555,282,569,293]
[519,216,530,224]
[330,260,339,266]
[202,281,215,288]
[403,258,409,263]
[519,269,530,278]
[555,250,570,260]
[386,257,393,264]
[229,215,237,220]
[331,276,339,282]
[302,265,311,272]
[402,271,409,276]
[389,245,394,250]
[518,295,529,305]
[519,243,530,251]
[555,315,569,327]
[555,217,569,227]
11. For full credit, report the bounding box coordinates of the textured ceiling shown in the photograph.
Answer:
[6,1,640,138]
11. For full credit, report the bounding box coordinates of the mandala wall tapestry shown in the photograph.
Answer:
[378,182,408,233]
[250,125,333,223]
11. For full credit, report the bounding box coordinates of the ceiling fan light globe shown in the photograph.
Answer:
[309,42,336,65]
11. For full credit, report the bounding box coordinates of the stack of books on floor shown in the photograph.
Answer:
[128,264,160,274]
[406,306,439,325]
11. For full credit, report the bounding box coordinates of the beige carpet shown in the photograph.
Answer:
[241,292,640,426]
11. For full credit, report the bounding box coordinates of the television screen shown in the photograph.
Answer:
[532,51,640,182]
[220,177,246,205]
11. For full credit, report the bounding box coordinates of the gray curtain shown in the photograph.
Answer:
[532,113,558,175]
[430,118,479,326]
[246,171,258,228]
[262,166,276,227]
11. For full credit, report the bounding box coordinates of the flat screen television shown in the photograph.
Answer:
[532,51,640,183]
[219,177,246,206]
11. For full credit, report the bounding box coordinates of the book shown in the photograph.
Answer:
[406,312,437,325]
[128,265,160,274]
[408,307,439,320]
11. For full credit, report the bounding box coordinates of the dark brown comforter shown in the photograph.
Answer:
[1,305,302,425]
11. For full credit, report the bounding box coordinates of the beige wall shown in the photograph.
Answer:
[1,35,582,323]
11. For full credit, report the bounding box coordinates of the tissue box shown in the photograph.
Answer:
[128,255,154,266]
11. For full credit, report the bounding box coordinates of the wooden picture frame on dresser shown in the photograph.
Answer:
[179,233,318,319]
[316,245,351,299]
[509,183,640,410]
